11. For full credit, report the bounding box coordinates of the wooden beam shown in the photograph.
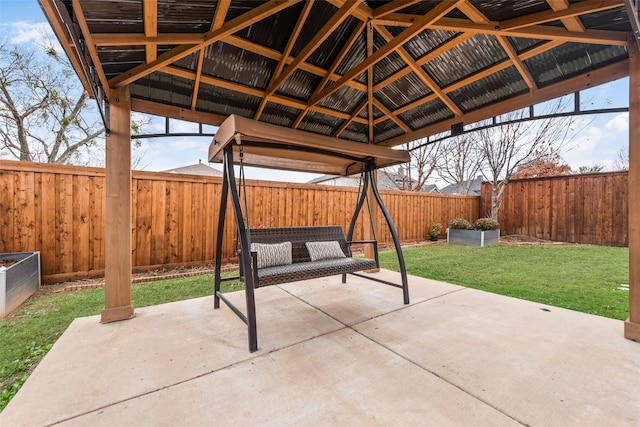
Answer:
[256,0,315,121]
[333,98,367,137]
[374,98,410,132]
[501,1,622,31]
[367,21,374,143]
[143,0,158,62]
[373,0,422,18]
[293,20,366,128]
[376,25,462,116]
[131,98,227,126]
[497,36,537,89]
[381,58,629,147]
[191,0,230,111]
[108,0,300,88]
[546,0,586,33]
[626,38,640,342]
[266,0,360,95]
[101,86,134,323]
[71,0,110,99]
[310,1,461,106]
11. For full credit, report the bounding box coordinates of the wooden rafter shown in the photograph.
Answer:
[375,25,462,116]
[373,98,410,133]
[255,0,315,121]
[292,20,366,129]
[381,58,629,148]
[372,0,422,19]
[501,1,621,31]
[191,0,231,111]
[367,21,374,143]
[108,0,301,88]
[333,98,367,137]
[70,0,110,98]
[143,0,157,62]
[266,1,360,95]
[458,1,537,89]
[547,0,586,33]
[310,1,461,107]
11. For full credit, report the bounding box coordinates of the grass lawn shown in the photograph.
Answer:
[379,243,629,320]
[0,243,630,411]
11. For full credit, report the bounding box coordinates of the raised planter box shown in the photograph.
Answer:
[447,229,500,247]
[0,252,41,318]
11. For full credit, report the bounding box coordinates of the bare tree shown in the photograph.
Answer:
[477,99,579,221]
[613,146,629,171]
[381,137,441,191]
[0,39,105,164]
[437,135,484,194]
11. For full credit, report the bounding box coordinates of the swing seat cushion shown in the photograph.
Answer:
[256,257,378,287]
[248,226,378,287]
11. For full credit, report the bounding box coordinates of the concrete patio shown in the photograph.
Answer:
[1,270,639,426]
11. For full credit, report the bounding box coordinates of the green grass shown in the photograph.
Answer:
[0,244,631,411]
[379,244,629,320]
[0,273,242,411]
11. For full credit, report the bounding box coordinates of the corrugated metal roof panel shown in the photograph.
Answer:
[339,122,368,143]
[374,120,404,143]
[131,73,194,109]
[260,102,301,128]
[98,46,145,79]
[197,42,276,90]
[397,29,460,61]
[336,32,366,76]
[373,31,405,84]
[232,2,303,52]
[291,2,337,57]
[81,0,143,33]
[195,83,261,118]
[156,0,217,33]
[308,17,361,69]
[507,37,546,54]
[423,34,508,87]
[376,72,432,111]
[395,0,457,16]
[525,44,628,87]
[398,99,453,131]
[317,85,367,114]
[448,67,529,112]
[276,69,321,101]
[297,110,344,136]
[579,8,633,32]
[470,0,550,21]
[224,1,264,21]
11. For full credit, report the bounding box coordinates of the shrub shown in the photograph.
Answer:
[448,218,473,230]
[474,217,500,230]
[430,223,442,236]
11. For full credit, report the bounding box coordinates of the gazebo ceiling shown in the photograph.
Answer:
[39,0,633,148]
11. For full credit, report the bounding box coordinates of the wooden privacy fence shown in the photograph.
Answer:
[480,171,628,247]
[0,160,479,283]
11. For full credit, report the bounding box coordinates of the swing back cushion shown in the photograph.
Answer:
[248,226,378,287]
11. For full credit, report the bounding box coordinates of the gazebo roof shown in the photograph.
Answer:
[39,0,633,147]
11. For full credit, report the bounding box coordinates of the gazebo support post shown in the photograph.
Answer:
[626,38,640,341]
[101,86,134,323]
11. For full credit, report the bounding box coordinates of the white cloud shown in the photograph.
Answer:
[604,112,629,135]
[168,138,209,152]
[8,21,59,51]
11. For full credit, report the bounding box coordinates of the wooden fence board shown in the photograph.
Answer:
[481,172,628,246]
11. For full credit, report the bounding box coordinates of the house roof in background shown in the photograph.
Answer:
[40,0,632,149]
[163,161,222,177]
[440,175,483,195]
[309,173,440,192]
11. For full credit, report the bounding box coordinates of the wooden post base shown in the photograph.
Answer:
[624,319,640,342]
[101,305,135,323]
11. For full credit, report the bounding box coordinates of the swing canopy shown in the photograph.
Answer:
[208,115,410,176]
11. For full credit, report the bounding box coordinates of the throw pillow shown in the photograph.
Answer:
[305,240,346,261]
[250,241,292,269]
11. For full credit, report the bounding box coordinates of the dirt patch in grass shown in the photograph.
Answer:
[500,234,561,245]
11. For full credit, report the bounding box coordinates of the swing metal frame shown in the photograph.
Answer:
[210,115,410,352]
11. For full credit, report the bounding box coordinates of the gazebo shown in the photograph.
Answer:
[38,0,639,342]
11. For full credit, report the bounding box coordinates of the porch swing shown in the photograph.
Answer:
[209,115,411,352]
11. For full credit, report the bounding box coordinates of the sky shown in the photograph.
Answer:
[0,1,631,184]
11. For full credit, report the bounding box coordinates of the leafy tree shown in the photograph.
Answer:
[512,154,572,179]
[0,39,104,164]
[574,165,604,174]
